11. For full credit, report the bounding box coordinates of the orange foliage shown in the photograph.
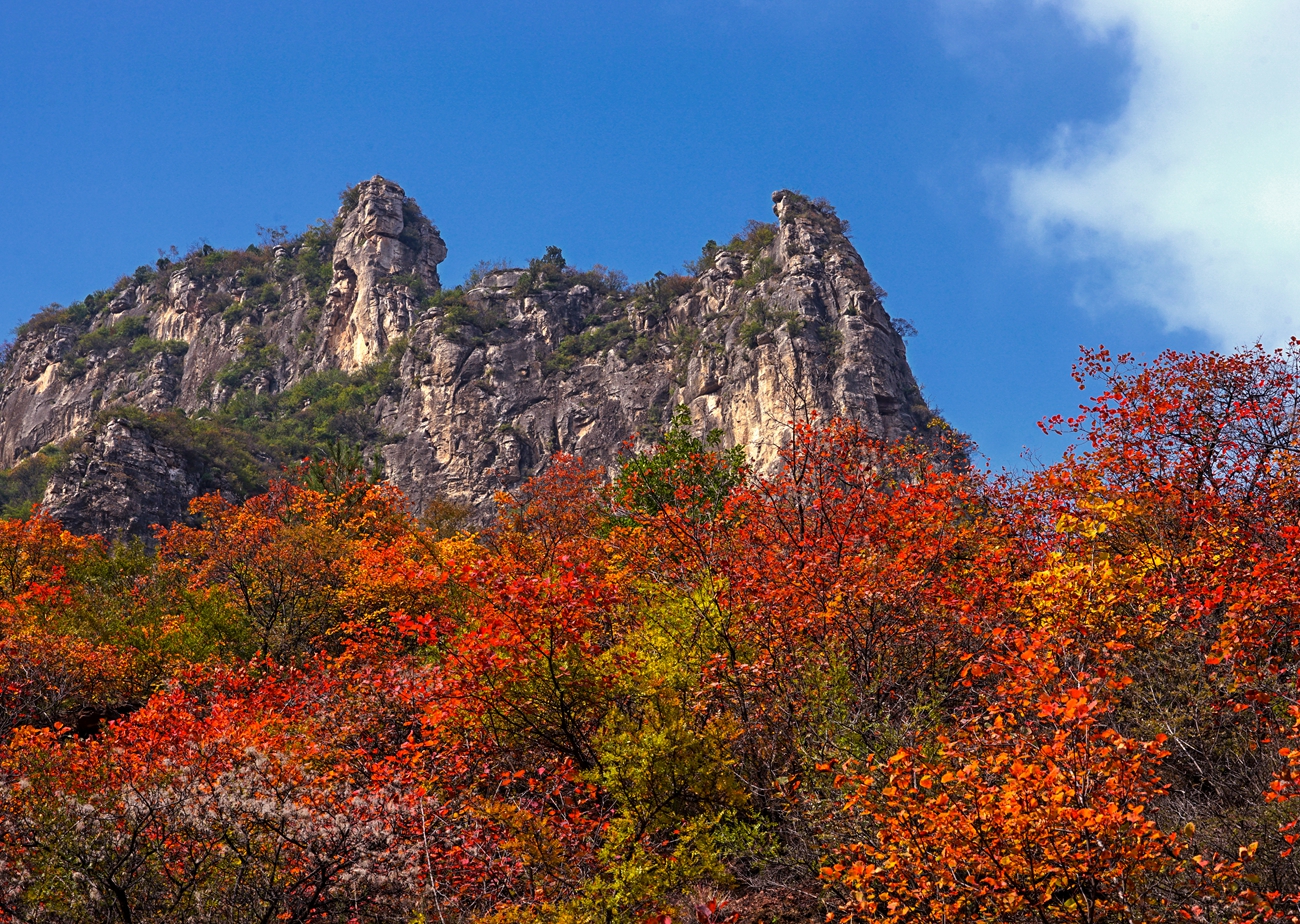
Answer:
[7,345,1300,921]
[824,635,1180,924]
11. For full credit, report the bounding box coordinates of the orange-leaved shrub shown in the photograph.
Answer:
[4,345,1300,922]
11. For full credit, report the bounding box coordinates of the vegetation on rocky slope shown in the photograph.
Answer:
[0,446,66,519]
[129,350,404,496]
[1,344,1300,922]
[0,184,923,546]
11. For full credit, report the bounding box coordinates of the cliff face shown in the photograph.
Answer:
[0,178,931,537]
[0,176,445,468]
[40,418,204,539]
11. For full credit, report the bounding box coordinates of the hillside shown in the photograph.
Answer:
[0,178,930,536]
[2,343,1300,922]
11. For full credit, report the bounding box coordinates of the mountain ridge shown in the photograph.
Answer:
[0,177,934,535]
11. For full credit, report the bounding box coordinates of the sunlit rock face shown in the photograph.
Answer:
[321,176,447,372]
[0,180,930,537]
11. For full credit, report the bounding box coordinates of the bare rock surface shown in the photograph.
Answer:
[0,180,932,537]
[41,418,204,539]
[320,176,446,371]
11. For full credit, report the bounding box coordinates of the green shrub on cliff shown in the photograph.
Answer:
[56,319,188,381]
[543,319,637,374]
[0,445,68,519]
[291,221,336,311]
[510,247,630,298]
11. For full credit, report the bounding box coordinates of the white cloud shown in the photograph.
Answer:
[1007,1,1300,345]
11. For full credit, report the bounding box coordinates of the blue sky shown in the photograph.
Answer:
[4,1,1293,468]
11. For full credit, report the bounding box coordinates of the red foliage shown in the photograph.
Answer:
[8,344,1300,920]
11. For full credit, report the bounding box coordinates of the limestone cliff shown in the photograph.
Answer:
[0,178,932,537]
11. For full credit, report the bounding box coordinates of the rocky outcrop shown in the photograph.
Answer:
[0,180,932,537]
[320,177,446,371]
[0,176,446,469]
[41,418,204,538]
[375,191,928,512]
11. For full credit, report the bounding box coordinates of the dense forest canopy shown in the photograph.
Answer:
[4,343,1300,922]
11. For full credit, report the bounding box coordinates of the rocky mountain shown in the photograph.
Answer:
[0,177,933,537]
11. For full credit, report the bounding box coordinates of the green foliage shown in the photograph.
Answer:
[579,814,729,922]
[509,273,534,300]
[669,324,701,359]
[425,286,467,311]
[74,318,146,353]
[14,304,73,339]
[818,322,844,353]
[566,595,753,920]
[778,190,851,235]
[677,219,780,287]
[95,353,398,503]
[66,539,250,668]
[398,199,431,251]
[387,273,427,301]
[236,265,265,288]
[616,406,746,521]
[434,288,509,342]
[57,357,88,379]
[738,319,765,349]
[684,240,720,276]
[630,272,695,323]
[14,301,98,340]
[464,259,512,288]
[173,215,337,327]
[56,318,187,381]
[215,329,280,389]
[595,694,743,842]
[292,221,336,311]
[735,255,778,290]
[511,247,630,299]
[200,292,235,318]
[512,246,567,296]
[100,405,267,498]
[441,302,507,339]
[159,338,189,356]
[256,224,290,247]
[725,219,777,257]
[543,319,636,375]
[568,264,629,296]
[221,301,249,326]
[624,334,655,364]
[131,337,188,362]
[185,245,271,286]
[84,289,117,315]
[890,316,917,339]
[212,351,403,474]
[234,267,281,312]
[540,244,565,270]
[297,440,385,494]
[337,183,362,217]
[739,298,800,348]
[0,446,68,519]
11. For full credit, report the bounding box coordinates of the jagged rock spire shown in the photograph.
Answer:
[321,176,447,371]
[0,180,932,538]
